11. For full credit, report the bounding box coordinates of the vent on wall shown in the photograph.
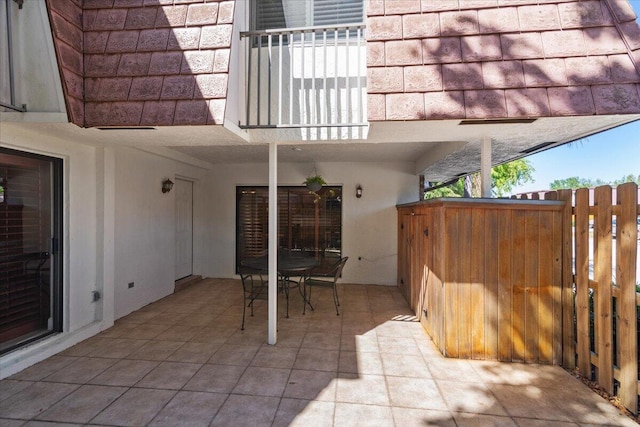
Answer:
[459,118,537,125]
[96,127,156,130]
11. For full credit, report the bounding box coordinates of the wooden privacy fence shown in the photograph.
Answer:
[514,182,639,414]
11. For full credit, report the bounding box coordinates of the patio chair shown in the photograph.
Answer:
[303,256,348,316]
[239,268,268,330]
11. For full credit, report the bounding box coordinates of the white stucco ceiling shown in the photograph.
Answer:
[2,112,637,182]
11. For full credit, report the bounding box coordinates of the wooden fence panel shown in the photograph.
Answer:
[595,186,613,393]
[525,211,541,363]
[471,209,486,359]
[485,209,499,359]
[512,210,527,362]
[575,188,591,377]
[616,182,638,411]
[557,189,574,368]
[498,211,513,362]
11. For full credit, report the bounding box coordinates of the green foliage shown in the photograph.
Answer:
[491,159,535,197]
[424,159,535,199]
[303,175,327,185]
[424,179,464,199]
[549,174,639,190]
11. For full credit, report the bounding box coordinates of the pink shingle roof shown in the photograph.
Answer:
[46,0,233,127]
[366,0,640,121]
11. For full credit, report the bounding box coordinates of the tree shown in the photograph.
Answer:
[549,174,639,190]
[425,159,535,199]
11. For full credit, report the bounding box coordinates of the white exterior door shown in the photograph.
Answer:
[175,178,193,280]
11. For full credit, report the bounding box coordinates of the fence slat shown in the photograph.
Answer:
[616,182,638,413]
[595,185,613,393]
[557,189,575,368]
[575,188,591,376]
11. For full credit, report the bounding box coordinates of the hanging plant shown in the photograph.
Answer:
[304,174,326,193]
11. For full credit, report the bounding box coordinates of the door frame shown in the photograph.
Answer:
[174,176,194,281]
[0,147,63,354]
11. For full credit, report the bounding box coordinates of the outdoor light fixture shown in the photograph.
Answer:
[162,179,174,193]
[356,185,362,198]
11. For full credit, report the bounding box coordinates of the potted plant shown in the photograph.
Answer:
[304,174,326,193]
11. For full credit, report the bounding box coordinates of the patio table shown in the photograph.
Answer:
[240,254,318,317]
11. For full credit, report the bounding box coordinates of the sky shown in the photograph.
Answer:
[509,120,640,194]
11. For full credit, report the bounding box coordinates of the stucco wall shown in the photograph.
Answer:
[198,161,418,286]
[112,146,208,319]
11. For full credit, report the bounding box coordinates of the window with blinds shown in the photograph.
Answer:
[236,186,342,272]
[253,0,364,30]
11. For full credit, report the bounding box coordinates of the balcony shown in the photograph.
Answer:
[240,24,367,140]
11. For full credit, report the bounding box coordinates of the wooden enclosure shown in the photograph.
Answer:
[397,198,565,364]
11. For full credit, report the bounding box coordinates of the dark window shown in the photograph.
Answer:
[236,186,342,272]
[253,0,363,30]
[0,147,63,354]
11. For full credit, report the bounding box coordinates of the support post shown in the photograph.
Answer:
[481,137,492,198]
[268,141,278,344]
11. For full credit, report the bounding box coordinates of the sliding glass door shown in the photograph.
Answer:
[0,148,62,354]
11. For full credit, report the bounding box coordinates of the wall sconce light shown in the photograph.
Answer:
[356,184,363,198]
[162,179,174,193]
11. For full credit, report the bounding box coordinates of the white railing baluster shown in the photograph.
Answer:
[240,24,366,130]
[267,33,272,126]
[278,33,283,125]
[257,35,262,126]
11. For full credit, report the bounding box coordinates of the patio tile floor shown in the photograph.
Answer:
[1,278,637,426]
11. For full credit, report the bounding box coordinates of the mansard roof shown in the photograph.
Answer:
[366,0,640,121]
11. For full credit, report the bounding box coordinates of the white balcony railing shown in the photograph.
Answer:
[240,24,367,133]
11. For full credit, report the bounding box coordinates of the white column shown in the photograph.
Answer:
[268,141,278,344]
[481,137,492,198]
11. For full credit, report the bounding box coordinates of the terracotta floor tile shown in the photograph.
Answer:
[0,379,33,402]
[35,384,127,423]
[283,369,337,401]
[126,340,184,361]
[293,348,339,372]
[437,379,507,416]
[250,345,299,369]
[88,359,159,387]
[165,342,221,363]
[335,373,389,405]
[272,399,335,427]
[85,338,148,359]
[386,376,447,411]
[301,332,341,351]
[232,366,290,397]
[333,402,394,427]
[183,364,246,393]
[135,361,201,389]
[338,350,384,375]
[207,344,260,366]
[453,412,518,427]
[9,356,76,381]
[392,407,457,427]
[91,388,176,426]
[380,352,430,378]
[427,358,483,382]
[43,357,116,384]
[489,384,572,422]
[0,382,79,419]
[210,394,279,427]
[148,391,227,427]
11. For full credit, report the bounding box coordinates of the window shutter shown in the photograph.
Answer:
[313,0,363,26]
[255,0,287,30]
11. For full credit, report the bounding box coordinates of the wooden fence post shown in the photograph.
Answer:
[556,189,575,369]
[595,185,613,393]
[575,188,591,377]
[616,182,638,413]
